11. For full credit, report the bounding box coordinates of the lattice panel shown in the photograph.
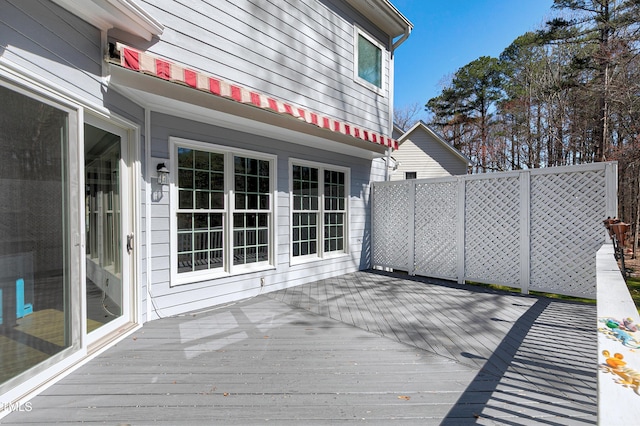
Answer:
[372,183,411,270]
[465,177,521,285]
[529,170,606,298]
[414,181,458,279]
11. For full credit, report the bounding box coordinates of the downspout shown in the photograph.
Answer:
[387,26,411,181]
[391,26,411,55]
[385,147,392,181]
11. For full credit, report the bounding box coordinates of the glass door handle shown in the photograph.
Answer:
[126,234,134,254]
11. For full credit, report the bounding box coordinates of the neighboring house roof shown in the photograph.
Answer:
[398,121,471,166]
[392,123,405,140]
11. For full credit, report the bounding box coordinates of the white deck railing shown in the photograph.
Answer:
[596,244,640,424]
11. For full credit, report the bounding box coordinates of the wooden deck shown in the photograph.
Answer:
[3,271,597,425]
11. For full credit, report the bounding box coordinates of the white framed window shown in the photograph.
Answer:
[170,137,276,285]
[354,26,385,94]
[289,159,349,264]
[405,171,417,179]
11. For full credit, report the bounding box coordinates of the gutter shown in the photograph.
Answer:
[391,25,411,55]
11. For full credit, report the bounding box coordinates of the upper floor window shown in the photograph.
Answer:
[355,28,384,93]
[405,172,417,180]
[170,137,275,285]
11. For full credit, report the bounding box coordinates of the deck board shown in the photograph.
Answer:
[3,270,596,424]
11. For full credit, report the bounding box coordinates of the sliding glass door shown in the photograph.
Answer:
[0,84,73,386]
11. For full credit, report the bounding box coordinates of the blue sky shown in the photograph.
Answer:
[391,0,555,121]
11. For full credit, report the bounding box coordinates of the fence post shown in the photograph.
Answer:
[520,171,531,294]
[456,178,466,284]
[408,181,416,276]
[370,182,376,269]
[605,162,618,220]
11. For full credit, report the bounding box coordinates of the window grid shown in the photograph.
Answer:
[233,213,269,265]
[176,146,226,274]
[174,145,274,281]
[291,163,347,259]
[233,156,271,266]
[323,170,346,253]
[292,165,319,257]
[177,212,224,273]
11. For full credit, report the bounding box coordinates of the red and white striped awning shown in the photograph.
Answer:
[109,43,397,150]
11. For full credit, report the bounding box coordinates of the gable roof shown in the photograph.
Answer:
[398,121,471,165]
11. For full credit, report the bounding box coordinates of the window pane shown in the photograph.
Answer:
[233,213,269,265]
[259,160,269,177]
[179,169,193,189]
[194,150,209,170]
[211,173,224,191]
[292,165,318,213]
[325,170,345,212]
[324,212,345,253]
[358,34,382,88]
[211,153,224,172]
[195,191,208,209]
[235,156,270,211]
[178,253,192,273]
[179,149,225,212]
[178,233,192,252]
[177,213,192,230]
[0,86,70,384]
[292,212,318,257]
[235,176,246,192]
[235,193,246,209]
[248,194,258,209]
[179,190,193,209]
[248,158,258,175]
[234,156,245,174]
[177,212,223,273]
[259,195,269,210]
[194,251,209,271]
[195,171,209,190]
[211,192,224,209]
[178,147,193,167]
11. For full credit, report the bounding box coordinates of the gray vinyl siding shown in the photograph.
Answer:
[133,0,391,136]
[147,112,375,317]
[1,0,388,319]
[0,0,103,107]
[391,130,468,181]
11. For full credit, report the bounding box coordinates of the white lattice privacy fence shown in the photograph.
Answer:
[371,163,618,299]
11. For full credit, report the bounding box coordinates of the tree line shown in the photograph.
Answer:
[396,0,640,255]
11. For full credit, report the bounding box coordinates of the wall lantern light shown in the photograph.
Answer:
[156,162,169,185]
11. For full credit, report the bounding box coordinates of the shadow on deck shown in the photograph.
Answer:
[270,270,597,424]
[3,270,596,425]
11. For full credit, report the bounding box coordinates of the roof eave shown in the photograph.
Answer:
[344,0,413,39]
[52,0,163,41]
